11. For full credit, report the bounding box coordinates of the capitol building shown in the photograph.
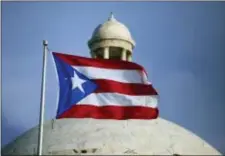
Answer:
[2,14,221,155]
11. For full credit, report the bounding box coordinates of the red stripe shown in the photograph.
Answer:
[93,79,158,95]
[53,52,147,74]
[57,105,159,120]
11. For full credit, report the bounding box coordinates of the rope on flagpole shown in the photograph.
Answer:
[47,47,61,121]
[47,47,52,53]
[45,47,57,130]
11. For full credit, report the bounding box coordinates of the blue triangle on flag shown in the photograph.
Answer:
[53,55,98,117]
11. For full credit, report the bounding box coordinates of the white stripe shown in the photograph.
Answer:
[72,66,147,84]
[77,93,158,108]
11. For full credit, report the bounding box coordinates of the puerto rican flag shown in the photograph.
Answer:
[52,52,159,120]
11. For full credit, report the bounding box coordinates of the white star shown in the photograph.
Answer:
[69,70,86,93]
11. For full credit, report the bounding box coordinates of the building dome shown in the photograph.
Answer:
[88,13,135,48]
[88,13,135,59]
[2,118,221,155]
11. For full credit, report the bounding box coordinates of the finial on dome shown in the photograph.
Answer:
[108,12,116,21]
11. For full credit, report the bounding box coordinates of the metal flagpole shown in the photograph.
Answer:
[37,40,48,155]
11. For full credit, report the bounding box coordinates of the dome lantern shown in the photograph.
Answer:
[88,13,135,61]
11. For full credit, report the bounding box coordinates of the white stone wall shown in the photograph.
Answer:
[2,118,221,155]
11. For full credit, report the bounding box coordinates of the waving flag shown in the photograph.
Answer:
[52,52,159,120]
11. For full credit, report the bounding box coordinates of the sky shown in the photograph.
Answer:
[2,1,225,154]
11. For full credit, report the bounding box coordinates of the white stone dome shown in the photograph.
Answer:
[88,13,135,49]
[2,118,220,155]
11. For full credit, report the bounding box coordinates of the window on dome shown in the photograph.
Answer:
[49,148,98,155]
[94,48,104,59]
[109,47,123,60]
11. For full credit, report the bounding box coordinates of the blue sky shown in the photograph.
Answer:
[2,1,225,154]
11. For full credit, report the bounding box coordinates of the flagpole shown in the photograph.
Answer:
[37,40,48,155]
